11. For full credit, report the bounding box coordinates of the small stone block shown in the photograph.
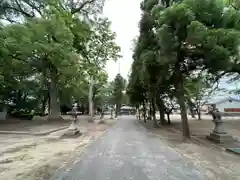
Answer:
[62,129,82,138]
[88,119,94,123]
[98,120,105,124]
[206,132,233,143]
[226,148,240,155]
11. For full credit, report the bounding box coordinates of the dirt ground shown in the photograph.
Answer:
[0,117,115,180]
[139,116,240,180]
[164,114,240,141]
[0,117,69,132]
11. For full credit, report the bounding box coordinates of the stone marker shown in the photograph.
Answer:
[98,108,105,124]
[0,111,7,121]
[63,104,82,137]
[0,107,7,121]
[99,116,105,124]
[110,108,114,119]
[206,109,233,143]
[226,148,240,155]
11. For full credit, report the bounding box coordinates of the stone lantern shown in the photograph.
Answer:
[206,108,233,143]
[64,103,81,137]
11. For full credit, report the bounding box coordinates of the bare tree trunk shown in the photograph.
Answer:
[138,108,141,120]
[99,105,105,124]
[143,101,147,123]
[110,108,114,119]
[156,98,166,125]
[115,103,120,118]
[197,109,201,120]
[176,74,190,139]
[48,67,61,121]
[167,113,171,124]
[147,102,152,120]
[88,76,94,122]
[151,98,158,128]
[41,91,48,116]
[143,113,147,122]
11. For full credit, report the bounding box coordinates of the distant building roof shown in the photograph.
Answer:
[206,96,240,105]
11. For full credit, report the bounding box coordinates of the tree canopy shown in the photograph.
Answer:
[0,0,121,120]
[128,0,240,138]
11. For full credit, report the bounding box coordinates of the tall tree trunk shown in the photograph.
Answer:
[16,90,22,110]
[48,67,61,121]
[147,102,152,120]
[99,104,104,124]
[41,91,48,116]
[136,104,140,119]
[88,76,94,122]
[110,108,114,119]
[176,73,190,139]
[143,101,147,123]
[115,103,120,118]
[88,76,94,117]
[48,92,50,114]
[156,98,166,125]
[167,113,171,124]
[138,108,141,120]
[151,98,158,128]
[42,68,49,116]
[197,109,201,120]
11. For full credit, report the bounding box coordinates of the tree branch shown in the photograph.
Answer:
[71,0,96,14]
[2,1,33,18]
[0,16,18,23]
[231,4,238,10]
[22,0,43,16]
[14,0,34,17]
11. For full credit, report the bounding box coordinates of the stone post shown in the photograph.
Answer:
[110,108,114,119]
[99,106,105,124]
[64,104,81,137]
[206,109,233,143]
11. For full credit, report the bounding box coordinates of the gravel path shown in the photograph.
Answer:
[50,116,206,180]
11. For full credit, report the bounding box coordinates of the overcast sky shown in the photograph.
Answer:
[102,0,240,101]
[103,0,141,81]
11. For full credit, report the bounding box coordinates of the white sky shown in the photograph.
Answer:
[103,0,142,81]
[102,0,239,101]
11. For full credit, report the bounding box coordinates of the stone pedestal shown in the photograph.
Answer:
[63,121,82,137]
[88,119,94,123]
[206,132,233,143]
[206,119,233,143]
[99,119,105,124]
[212,120,225,134]
[98,113,105,124]
[110,111,114,119]
[0,111,7,121]
[86,115,94,123]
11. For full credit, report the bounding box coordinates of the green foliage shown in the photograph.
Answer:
[113,73,126,115]
[113,74,125,103]
[184,73,217,106]
[0,0,121,117]
[83,17,121,76]
[129,0,240,137]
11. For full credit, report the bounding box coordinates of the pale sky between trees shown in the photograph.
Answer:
[103,0,141,81]
[103,0,240,101]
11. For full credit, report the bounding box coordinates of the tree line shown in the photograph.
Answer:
[0,0,122,120]
[127,0,240,138]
